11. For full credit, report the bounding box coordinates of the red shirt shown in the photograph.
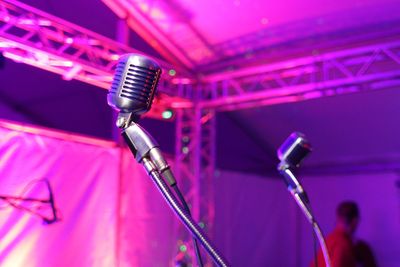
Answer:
[310,228,357,267]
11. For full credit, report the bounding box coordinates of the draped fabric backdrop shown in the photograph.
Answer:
[214,170,400,267]
[0,121,177,267]
[0,122,120,267]
[1,120,399,267]
[118,148,178,267]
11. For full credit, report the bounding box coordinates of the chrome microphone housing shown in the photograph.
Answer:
[107,54,161,127]
[277,132,312,168]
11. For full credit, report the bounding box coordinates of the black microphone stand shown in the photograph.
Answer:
[120,120,229,267]
[277,163,331,267]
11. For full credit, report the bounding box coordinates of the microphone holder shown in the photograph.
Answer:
[121,121,229,267]
[278,163,332,267]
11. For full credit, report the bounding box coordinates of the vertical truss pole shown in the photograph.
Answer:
[201,108,216,235]
[193,106,202,221]
[174,102,216,267]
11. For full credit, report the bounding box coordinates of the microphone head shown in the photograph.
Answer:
[277,132,312,168]
[107,54,162,115]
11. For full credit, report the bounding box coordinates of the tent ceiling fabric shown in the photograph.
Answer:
[220,87,400,176]
[179,0,400,44]
[102,0,400,68]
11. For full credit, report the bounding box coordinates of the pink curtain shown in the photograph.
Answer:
[0,122,119,266]
[3,121,399,267]
[0,121,179,267]
[214,170,400,267]
[118,148,178,267]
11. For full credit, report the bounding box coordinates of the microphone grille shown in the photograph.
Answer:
[108,54,161,115]
[277,132,312,167]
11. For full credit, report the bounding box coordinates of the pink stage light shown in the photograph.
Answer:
[17,18,51,26]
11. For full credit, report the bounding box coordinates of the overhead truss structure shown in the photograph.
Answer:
[0,0,192,117]
[198,39,400,111]
[1,0,399,112]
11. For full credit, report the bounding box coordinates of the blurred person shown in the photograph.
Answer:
[310,201,378,267]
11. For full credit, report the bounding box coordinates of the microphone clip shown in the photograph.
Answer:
[116,112,141,129]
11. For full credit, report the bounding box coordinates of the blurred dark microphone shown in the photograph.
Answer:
[277,132,311,204]
[107,54,162,125]
[277,132,312,168]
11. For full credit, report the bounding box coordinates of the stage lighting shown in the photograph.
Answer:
[168,69,176,76]
[162,109,174,120]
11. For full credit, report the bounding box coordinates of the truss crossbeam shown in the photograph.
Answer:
[0,0,195,119]
[0,0,189,94]
[199,40,400,111]
[174,107,215,266]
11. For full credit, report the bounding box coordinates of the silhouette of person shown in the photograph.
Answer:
[310,201,378,267]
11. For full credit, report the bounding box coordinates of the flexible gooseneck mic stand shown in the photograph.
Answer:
[121,120,229,267]
[278,163,332,267]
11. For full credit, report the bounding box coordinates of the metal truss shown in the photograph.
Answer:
[102,0,217,68]
[174,106,216,266]
[0,0,194,118]
[198,39,400,111]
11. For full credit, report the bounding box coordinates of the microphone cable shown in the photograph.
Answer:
[313,223,319,267]
[163,169,204,267]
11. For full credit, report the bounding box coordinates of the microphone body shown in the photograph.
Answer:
[276,133,332,267]
[277,132,311,168]
[107,54,161,127]
[277,132,311,204]
[107,54,227,266]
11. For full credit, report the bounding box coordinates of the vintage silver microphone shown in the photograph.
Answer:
[277,132,331,267]
[107,54,229,267]
[107,54,161,128]
[277,132,311,204]
[277,132,312,168]
[107,54,167,171]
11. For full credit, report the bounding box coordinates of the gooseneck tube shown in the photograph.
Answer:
[140,157,229,267]
[280,167,332,267]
